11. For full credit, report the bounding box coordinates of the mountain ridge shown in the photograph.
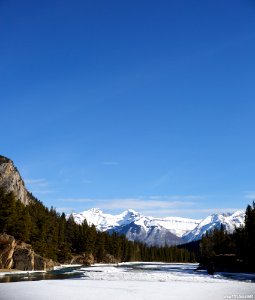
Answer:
[70,208,245,246]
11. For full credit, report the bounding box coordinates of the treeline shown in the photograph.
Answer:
[199,202,255,272]
[0,188,195,264]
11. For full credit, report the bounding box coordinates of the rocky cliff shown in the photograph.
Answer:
[0,155,33,206]
[0,233,56,271]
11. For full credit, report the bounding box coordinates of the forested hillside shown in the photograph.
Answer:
[199,202,255,273]
[0,188,195,264]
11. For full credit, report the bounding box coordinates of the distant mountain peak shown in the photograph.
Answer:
[89,208,103,214]
[182,210,245,243]
[125,208,138,214]
[121,209,140,217]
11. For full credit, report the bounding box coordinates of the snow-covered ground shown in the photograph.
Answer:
[0,263,254,300]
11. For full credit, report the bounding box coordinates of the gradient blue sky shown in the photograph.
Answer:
[1,1,255,218]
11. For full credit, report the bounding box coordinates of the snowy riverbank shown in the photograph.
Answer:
[0,263,254,300]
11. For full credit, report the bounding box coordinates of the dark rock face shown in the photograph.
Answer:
[34,254,55,271]
[70,253,95,265]
[13,246,34,270]
[0,234,56,271]
[103,254,119,264]
[111,222,183,247]
[69,252,119,265]
[34,254,45,270]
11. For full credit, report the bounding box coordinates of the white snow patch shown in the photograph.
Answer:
[0,263,254,300]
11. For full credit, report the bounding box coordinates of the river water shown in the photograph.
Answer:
[0,262,254,283]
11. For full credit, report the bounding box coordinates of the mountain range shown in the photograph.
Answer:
[0,155,245,247]
[70,208,245,246]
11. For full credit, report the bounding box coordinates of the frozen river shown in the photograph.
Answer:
[0,263,254,300]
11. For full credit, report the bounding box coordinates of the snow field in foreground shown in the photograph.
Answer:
[0,263,254,300]
[0,279,254,300]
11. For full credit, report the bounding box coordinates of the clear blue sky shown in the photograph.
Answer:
[1,0,255,218]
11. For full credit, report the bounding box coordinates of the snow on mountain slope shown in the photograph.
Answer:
[153,217,201,237]
[70,209,201,246]
[71,208,200,236]
[71,208,141,231]
[182,210,245,243]
[70,208,245,246]
[113,221,184,246]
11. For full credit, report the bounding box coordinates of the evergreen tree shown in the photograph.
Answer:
[244,202,255,269]
[0,187,197,265]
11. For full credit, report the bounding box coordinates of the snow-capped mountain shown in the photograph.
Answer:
[71,208,142,231]
[70,208,245,246]
[182,210,245,243]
